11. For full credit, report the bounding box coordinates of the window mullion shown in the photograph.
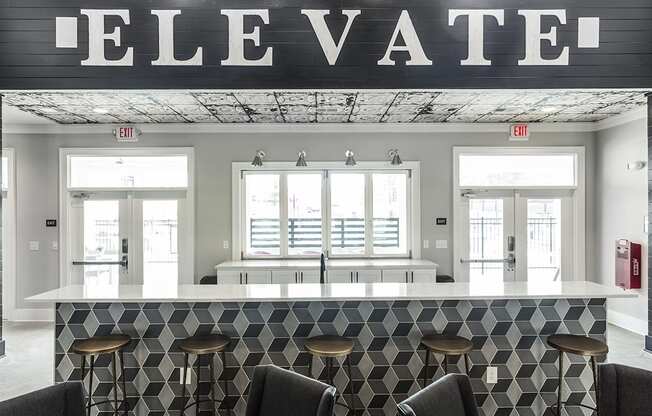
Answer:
[280,173,288,258]
[323,170,330,257]
[365,172,374,257]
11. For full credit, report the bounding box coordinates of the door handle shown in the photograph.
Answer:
[73,259,128,268]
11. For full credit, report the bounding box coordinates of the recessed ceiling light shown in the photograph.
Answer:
[93,108,109,114]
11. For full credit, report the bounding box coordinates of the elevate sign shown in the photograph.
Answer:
[1,0,651,90]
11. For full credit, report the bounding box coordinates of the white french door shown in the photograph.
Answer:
[457,191,573,284]
[70,195,183,286]
[60,148,194,287]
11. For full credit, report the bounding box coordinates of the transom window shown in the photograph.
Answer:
[239,165,414,259]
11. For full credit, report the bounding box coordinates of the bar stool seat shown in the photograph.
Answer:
[72,335,130,355]
[180,334,230,355]
[180,334,232,416]
[547,334,609,357]
[421,334,473,387]
[305,335,354,357]
[305,335,356,413]
[72,335,131,416]
[547,334,608,416]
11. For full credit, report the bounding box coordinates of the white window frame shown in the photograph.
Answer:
[232,161,421,260]
[2,148,17,321]
[453,146,586,282]
[59,148,195,286]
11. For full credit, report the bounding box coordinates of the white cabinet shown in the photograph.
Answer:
[217,271,242,284]
[411,270,437,284]
[243,271,271,284]
[355,270,382,283]
[327,270,354,283]
[271,270,298,284]
[382,270,409,283]
[299,270,321,283]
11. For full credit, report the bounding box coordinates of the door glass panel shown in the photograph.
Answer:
[469,199,504,284]
[459,154,576,187]
[527,199,562,283]
[83,200,120,285]
[143,200,178,286]
[330,173,365,255]
[287,173,322,256]
[372,173,408,255]
[245,174,280,256]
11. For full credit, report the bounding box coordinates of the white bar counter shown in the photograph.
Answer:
[28,281,635,303]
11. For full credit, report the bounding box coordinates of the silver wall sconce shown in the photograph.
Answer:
[388,149,402,166]
[345,150,357,166]
[251,150,266,167]
[296,151,308,167]
[627,161,647,170]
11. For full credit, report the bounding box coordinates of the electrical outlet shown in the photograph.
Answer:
[486,366,498,384]
[51,241,59,250]
[180,368,192,385]
[223,240,230,249]
[435,240,448,249]
[423,240,430,249]
[29,241,40,251]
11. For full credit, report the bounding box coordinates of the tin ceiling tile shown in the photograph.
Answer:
[281,105,315,115]
[235,93,279,105]
[168,104,212,116]
[183,114,219,123]
[218,114,252,123]
[131,104,177,115]
[433,92,479,105]
[381,113,415,123]
[192,93,239,106]
[146,114,188,123]
[243,104,283,116]
[250,114,286,123]
[355,92,397,106]
[393,92,439,106]
[387,104,423,114]
[348,114,382,123]
[317,92,356,107]
[275,92,316,106]
[284,114,317,123]
[318,104,353,114]
[412,113,450,123]
[316,114,350,123]
[476,113,519,123]
[351,105,389,115]
[204,105,248,116]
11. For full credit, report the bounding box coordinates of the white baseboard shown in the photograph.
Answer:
[6,308,54,322]
[608,309,648,336]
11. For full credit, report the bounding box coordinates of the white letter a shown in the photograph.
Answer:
[378,11,432,66]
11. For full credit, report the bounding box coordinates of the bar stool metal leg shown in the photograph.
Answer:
[181,353,189,415]
[464,354,470,375]
[88,355,95,416]
[195,355,201,416]
[422,349,429,388]
[120,350,128,416]
[590,356,599,415]
[443,355,448,375]
[308,354,313,379]
[346,356,355,414]
[112,352,119,416]
[221,350,230,416]
[557,351,563,416]
[209,354,216,416]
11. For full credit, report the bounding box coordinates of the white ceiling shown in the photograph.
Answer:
[2,90,647,125]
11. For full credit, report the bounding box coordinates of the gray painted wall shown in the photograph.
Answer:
[595,119,649,333]
[4,129,596,310]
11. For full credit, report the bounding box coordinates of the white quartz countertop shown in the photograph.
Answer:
[215,259,437,271]
[27,281,635,303]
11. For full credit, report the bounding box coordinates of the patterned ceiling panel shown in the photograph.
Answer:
[2,90,648,125]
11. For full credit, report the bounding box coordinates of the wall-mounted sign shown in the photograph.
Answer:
[509,124,530,141]
[1,1,651,90]
[436,218,448,226]
[113,126,141,142]
[46,219,57,227]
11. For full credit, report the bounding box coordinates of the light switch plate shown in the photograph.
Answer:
[29,241,40,251]
[51,241,59,250]
[435,240,448,249]
[486,366,498,384]
[423,240,429,249]
[223,240,229,249]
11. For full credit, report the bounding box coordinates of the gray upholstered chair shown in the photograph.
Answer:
[245,365,336,416]
[398,374,479,416]
[0,382,85,416]
[599,364,652,416]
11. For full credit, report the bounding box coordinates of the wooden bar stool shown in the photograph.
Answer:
[547,334,608,416]
[305,335,356,413]
[180,334,231,416]
[72,335,130,416]
[421,334,473,387]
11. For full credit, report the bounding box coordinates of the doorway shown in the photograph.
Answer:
[2,149,16,320]
[59,148,194,287]
[453,147,585,284]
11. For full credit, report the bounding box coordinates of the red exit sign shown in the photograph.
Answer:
[509,124,530,141]
[113,126,140,142]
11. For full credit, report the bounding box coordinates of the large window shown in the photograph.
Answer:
[241,167,412,258]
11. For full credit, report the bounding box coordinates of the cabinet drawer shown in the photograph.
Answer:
[412,270,437,284]
[243,271,271,284]
[271,270,298,284]
[217,271,242,284]
[355,270,382,283]
[382,270,409,283]
[299,270,321,283]
[327,270,353,283]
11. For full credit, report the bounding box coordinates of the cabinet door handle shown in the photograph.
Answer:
[406,271,409,284]
[411,271,414,283]
[301,272,304,283]
[245,272,248,284]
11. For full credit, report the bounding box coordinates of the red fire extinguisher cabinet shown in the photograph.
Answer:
[615,239,642,290]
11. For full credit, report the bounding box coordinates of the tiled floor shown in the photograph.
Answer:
[0,321,651,405]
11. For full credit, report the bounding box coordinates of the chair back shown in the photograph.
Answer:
[245,365,336,416]
[599,364,652,416]
[398,374,479,416]
[0,382,85,416]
